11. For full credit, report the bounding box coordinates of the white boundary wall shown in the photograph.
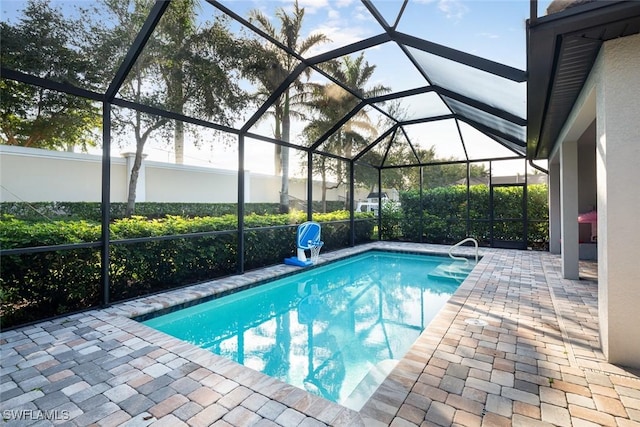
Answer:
[0,145,358,204]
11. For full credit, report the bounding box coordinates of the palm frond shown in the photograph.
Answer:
[248,9,277,40]
[298,33,331,56]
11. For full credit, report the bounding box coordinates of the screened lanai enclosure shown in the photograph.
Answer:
[0,0,548,328]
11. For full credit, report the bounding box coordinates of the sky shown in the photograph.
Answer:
[215,0,551,176]
[3,0,553,176]
[289,0,531,67]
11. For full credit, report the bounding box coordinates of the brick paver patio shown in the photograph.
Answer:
[2,242,639,426]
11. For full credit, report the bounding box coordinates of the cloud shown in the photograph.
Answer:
[477,32,499,39]
[303,1,377,56]
[289,0,330,15]
[408,0,469,21]
[353,4,371,22]
[335,0,355,8]
[327,9,340,20]
[306,24,369,55]
[267,0,314,14]
[438,0,469,20]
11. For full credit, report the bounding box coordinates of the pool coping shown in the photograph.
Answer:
[130,246,476,322]
[101,242,483,425]
[357,244,489,424]
[4,242,638,426]
[131,246,474,411]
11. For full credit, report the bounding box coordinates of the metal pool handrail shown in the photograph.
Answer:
[449,237,479,264]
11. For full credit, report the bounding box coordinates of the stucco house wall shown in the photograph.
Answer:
[552,32,640,368]
[594,33,640,367]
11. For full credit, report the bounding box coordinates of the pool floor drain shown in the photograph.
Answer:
[464,318,488,326]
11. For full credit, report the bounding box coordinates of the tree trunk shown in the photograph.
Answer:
[321,161,328,213]
[280,148,289,213]
[125,142,145,217]
[274,144,282,175]
[274,103,283,175]
[125,109,164,217]
[171,60,185,164]
[345,136,353,210]
[279,91,290,214]
[175,120,184,164]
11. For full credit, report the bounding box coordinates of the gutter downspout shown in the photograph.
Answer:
[529,159,549,174]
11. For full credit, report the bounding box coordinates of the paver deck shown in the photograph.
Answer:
[2,242,639,426]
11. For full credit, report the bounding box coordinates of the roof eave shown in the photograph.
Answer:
[527,1,640,160]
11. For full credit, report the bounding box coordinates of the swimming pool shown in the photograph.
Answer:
[142,250,472,409]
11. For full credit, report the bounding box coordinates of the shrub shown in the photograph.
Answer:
[0,210,374,328]
[0,201,351,222]
[396,184,548,245]
[380,200,402,240]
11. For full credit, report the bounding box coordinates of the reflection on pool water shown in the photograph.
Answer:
[142,251,471,409]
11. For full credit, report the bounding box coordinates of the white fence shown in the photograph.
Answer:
[1,145,364,204]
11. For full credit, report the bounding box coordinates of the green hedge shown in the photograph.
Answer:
[0,201,347,222]
[395,184,548,246]
[0,210,373,328]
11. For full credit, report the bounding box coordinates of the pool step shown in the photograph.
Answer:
[428,262,475,282]
[341,359,398,411]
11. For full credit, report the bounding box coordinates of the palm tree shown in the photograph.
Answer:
[99,0,248,216]
[305,53,391,210]
[158,1,250,164]
[248,1,329,213]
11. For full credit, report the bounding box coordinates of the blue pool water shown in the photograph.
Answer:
[142,251,471,409]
